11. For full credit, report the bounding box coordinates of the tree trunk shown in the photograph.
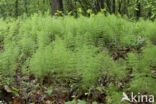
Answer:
[24,0,28,14]
[15,0,18,17]
[37,0,40,11]
[136,0,141,19]
[113,0,115,13]
[95,0,100,12]
[118,0,122,14]
[106,0,111,13]
[123,0,127,14]
[50,0,63,15]
[100,0,105,9]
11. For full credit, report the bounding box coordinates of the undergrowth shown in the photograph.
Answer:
[0,13,155,103]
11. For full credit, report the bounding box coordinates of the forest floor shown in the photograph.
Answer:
[0,47,145,104]
[0,68,106,104]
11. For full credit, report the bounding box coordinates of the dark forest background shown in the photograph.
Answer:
[0,0,155,20]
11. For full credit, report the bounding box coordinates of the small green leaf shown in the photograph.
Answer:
[47,89,53,96]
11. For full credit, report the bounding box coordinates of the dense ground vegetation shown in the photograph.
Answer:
[0,12,156,103]
[0,0,156,104]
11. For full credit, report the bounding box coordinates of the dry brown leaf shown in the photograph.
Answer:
[4,85,12,93]
[45,100,52,104]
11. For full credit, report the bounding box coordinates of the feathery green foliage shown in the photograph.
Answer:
[127,43,156,96]
[0,13,156,103]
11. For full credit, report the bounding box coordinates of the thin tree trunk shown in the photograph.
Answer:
[100,0,105,9]
[15,0,18,17]
[24,0,28,14]
[106,0,111,13]
[123,0,126,14]
[50,0,63,15]
[118,0,122,14]
[136,0,141,19]
[113,0,115,13]
[127,0,130,16]
[96,0,101,12]
[38,0,39,8]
